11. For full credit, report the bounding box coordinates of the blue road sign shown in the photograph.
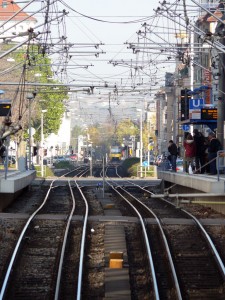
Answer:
[182,125,190,131]
[189,98,204,109]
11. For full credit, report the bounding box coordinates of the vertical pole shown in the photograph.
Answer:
[218,42,225,145]
[41,112,44,177]
[190,31,194,92]
[147,118,150,171]
[140,109,143,177]
[217,3,225,146]
[28,99,31,170]
[102,156,105,198]
[90,143,93,176]
[4,137,9,180]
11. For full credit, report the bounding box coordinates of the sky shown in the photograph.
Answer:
[51,0,165,82]
[23,0,198,126]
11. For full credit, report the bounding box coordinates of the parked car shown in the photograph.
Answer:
[70,153,78,161]
[52,155,66,163]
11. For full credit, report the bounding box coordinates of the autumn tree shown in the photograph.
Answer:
[115,119,139,143]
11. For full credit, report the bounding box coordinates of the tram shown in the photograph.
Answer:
[109,145,123,162]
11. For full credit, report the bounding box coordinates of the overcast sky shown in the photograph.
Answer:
[25,0,196,125]
[29,0,164,80]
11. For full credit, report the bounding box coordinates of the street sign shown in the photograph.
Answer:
[182,125,190,131]
[189,98,204,109]
[189,98,204,119]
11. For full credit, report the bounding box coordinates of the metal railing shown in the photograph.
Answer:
[137,165,157,177]
[216,150,225,181]
[35,165,47,177]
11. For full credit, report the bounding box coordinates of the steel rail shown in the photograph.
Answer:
[181,208,225,280]
[0,180,56,300]
[132,185,225,281]
[118,184,183,299]
[75,181,89,300]
[107,179,182,299]
[61,166,84,177]
[78,167,90,178]
[106,181,160,300]
[115,165,121,178]
[54,180,76,300]
[61,166,89,178]
[107,173,225,287]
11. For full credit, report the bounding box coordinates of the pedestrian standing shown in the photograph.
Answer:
[183,133,196,173]
[193,129,206,173]
[207,132,222,175]
[168,140,178,172]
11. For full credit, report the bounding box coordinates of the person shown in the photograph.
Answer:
[168,140,178,172]
[183,133,196,173]
[0,142,6,164]
[193,129,206,173]
[207,132,222,175]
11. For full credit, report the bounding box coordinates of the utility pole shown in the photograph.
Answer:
[217,60,225,145]
[216,1,225,146]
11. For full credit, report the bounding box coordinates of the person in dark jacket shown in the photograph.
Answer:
[168,140,178,172]
[193,129,206,173]
[207,132,222,175]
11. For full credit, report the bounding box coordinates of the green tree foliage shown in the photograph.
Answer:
[14,45,68,141]
[115,119,139,143]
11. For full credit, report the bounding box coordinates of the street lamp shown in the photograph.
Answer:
[89,142,93,177]
[137,108,143,177]
[41,110,47,177]
[27,93,34,170]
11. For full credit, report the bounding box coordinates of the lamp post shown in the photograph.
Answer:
[147,120,150,170]
[41,110,47,177]
[137,109,143,177]
[90,142,93,177]
[27,93,34,170]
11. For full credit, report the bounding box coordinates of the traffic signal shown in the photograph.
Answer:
[180,89,191,121]
[33,146,37,156]
[0,101,11,116]
[44,149,47,156]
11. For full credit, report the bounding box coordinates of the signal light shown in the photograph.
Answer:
[180,89,191,121]
[0,101,11,116]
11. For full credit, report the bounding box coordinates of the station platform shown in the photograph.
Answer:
[157,170,225,194]
[0,169,36,211]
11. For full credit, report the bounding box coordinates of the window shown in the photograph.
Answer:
[2,1,7,8]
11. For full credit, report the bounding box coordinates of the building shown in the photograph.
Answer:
[0,0,37,43]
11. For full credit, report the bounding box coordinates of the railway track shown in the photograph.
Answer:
[107,181,225,299]
[63,165,90,177]
[0,180,88,300]
[1,170,225,299]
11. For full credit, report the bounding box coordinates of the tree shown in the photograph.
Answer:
[0,44,68,144]
[115,119,139,143]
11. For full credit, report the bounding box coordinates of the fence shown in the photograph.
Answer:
[35,165,47,177]
[137,165,157,177]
